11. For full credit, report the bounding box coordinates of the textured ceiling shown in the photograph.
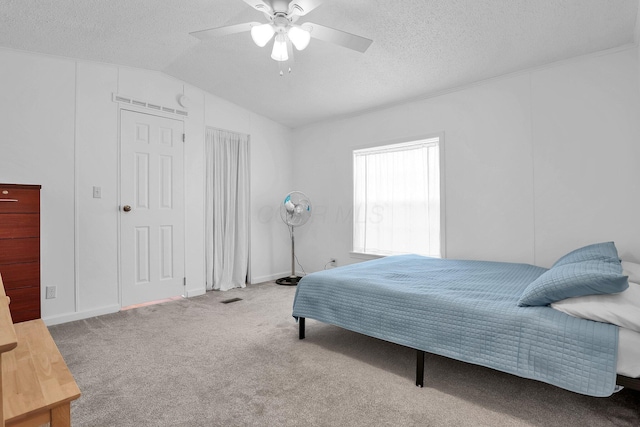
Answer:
[0,0,638,128]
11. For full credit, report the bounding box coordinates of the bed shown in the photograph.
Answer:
[292,242,640,397]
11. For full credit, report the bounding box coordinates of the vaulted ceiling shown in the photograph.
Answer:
[0,0,638,128]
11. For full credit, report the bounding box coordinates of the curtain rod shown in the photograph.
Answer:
[206,126,250,138]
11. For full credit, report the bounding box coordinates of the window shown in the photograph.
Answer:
[353,136,443,257]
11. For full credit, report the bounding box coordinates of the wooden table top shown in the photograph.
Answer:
[2,319,81,424]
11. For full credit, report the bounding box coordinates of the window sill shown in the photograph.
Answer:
[349,252,386,261]
[350,252,442,260]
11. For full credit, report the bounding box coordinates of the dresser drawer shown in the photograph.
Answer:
[0,263,40,289]
[0,186,40,213]
[0,214,39,239]
[5,286,40,322]
[0,238,40,264]
[10,309,40,324]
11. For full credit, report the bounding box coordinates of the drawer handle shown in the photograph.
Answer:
[0,199,18,202]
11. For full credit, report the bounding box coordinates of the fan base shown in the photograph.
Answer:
[275,276,302,286]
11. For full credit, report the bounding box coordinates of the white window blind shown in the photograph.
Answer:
[353,137,442,257]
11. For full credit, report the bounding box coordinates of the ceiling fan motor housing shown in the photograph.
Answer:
[270,0,294,14]
[273,14,292,32]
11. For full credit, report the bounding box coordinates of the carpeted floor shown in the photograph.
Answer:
[49,281,640,427]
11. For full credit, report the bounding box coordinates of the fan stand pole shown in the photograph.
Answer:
[276,225,302,286]
[290,225,296,278]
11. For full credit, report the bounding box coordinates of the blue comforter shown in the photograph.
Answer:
[291,254,618,396]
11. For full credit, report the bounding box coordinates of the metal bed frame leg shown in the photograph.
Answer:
[298,318,425,388]
[416,350,425,388]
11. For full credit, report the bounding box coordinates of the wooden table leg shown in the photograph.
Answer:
[51,403,71,427]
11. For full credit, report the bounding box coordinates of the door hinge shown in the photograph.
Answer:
[183,277,186,287]
[182,133,185,142]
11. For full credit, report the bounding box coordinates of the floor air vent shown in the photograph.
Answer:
[220,297,242,304]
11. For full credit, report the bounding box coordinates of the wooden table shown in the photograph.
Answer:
[0,287,18,425]
[0,275,80,427]
[2,319,80,427]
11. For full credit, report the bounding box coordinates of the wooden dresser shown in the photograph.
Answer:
[0,184,41,323]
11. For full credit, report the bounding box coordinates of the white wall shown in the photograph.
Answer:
[75,61,119,317]
[245,114,295,283]
[292,47,640,272]
[531,49,640,265]
[0,48,293,325]
[0,51,77,319]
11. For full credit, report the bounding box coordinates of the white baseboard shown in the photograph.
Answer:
[42,276,290,325]
[185,287,206,298]
[250,271,305,284]
[251,272,286,284]
[43,304,121,326]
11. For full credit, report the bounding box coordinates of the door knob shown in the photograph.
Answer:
[123,205,132,212]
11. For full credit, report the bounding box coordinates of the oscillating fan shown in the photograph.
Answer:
[276,191,312,286]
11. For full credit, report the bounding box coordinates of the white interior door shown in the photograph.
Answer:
[120,109,185,307]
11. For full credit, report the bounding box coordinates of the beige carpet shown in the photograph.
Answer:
[49,282,640,427]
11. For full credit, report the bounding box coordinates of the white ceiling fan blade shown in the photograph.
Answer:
[302,22,372,53]
[243,0,273,14]
[288,0,322,17]
[189,22,259,41]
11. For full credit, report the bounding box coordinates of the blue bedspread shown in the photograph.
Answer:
[292,254,618,396]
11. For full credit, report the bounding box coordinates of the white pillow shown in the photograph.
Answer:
[550,282,640,333]
[622,260,640,283]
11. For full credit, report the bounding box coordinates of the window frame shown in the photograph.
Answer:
[350,133,446,260]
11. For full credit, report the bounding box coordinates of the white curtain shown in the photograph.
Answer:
[205,128,250,291]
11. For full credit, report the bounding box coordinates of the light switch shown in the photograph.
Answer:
[93,186,102,198]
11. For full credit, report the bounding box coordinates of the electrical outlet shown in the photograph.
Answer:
[45,286,56,299]
[93,186,102,198]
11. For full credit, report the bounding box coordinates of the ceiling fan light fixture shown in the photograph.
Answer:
[271,34,289,61]
[287,25,311,50]
[251,23,275,47]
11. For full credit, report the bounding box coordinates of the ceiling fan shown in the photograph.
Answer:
[190,0,373,65]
